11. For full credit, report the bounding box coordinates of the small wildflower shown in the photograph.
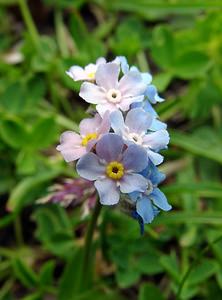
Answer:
[56,112,110,162]
[129,163,171,224]
[110,108,169,165]
[79,63,147,117]
[76,133,148,205]
[66,57,106,82]
[54,55,172,232]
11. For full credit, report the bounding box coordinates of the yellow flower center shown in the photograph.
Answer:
[81,133,98,146]
[87,72,95,79]
[106,161,124,180]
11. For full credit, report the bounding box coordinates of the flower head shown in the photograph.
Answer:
[37,178,96,207]
[56,112,110,162]
[66,57,106,82]
[79,63,147,117]
[76,133,148,205]
[130,162,171,224]
[110,108,169,165]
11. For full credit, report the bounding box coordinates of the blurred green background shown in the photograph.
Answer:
[1,0,222,299]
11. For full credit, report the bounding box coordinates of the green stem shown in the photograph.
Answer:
[137,51,149,72]
[18,0,40,50]
[14,216,24,247]
[55,9,69,57]
[79,199,102,291]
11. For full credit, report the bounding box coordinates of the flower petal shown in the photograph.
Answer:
[76,152,105,180]
[97,111,111,134]
[147,150,164,165]
[122,144,148,172]
[85,63,97,74]
[129,191,141,202]
[66,66,85,81]
[119,173,147,193]
[150,188,172,211]
[143,101,158,116]
[143,130,170,151]
[110,110,125,135]
[58,131,82,145]
[130,66,152,85]
[145,85,164,104]
[79,114,102,136]
[80,82,106,104]
[95,63,120,90]
[95,178,120,205]
[96,133,124,162]
[96,103,117,117]
[56,131,85,162]
[150,119,167,131]
[141,162,166,185]
[113,56,129,74]
[141,72,152,85]
[57,145,86,162]
[136,196,156,224]
[125,108,153,133]
[96,57,106,65]
[119,95,144,111]
[118,71,146,97]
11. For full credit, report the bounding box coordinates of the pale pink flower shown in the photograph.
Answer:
[56,112,110,162]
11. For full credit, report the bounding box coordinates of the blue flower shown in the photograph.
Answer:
[110,108,169,165]
[145,84,164,104]
[129,162,172,224]
[131,100,167,131]
[76,133,148,205]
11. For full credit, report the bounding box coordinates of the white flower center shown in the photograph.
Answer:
[128,132,143,145]
[106,89,121,103]
[144,180,153,196]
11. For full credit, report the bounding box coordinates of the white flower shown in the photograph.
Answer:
[66,57,106,82]
[79,62,147,117]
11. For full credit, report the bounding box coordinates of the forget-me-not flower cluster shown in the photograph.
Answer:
[57,56,171,230]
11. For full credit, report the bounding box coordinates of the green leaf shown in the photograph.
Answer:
[7,168,62,211]
[116,267,140,288]
[0,82,26,114]
[16,150,39,175]
[154,212,222,225]
[187,259,219,286]
[173,51,211,79]
[151,26,175,69]
[75,289,126,300]
[152,72,173,92]
[12,258,38,289]
[170,128,222,164]
[39,260,55,286]
[29,116,58,150]
[162,181,222,198]
[159,252,180,283]
[26,76,46,109]
[0,117,28,148]
[139,283,165,300]
[33,205,74,257]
